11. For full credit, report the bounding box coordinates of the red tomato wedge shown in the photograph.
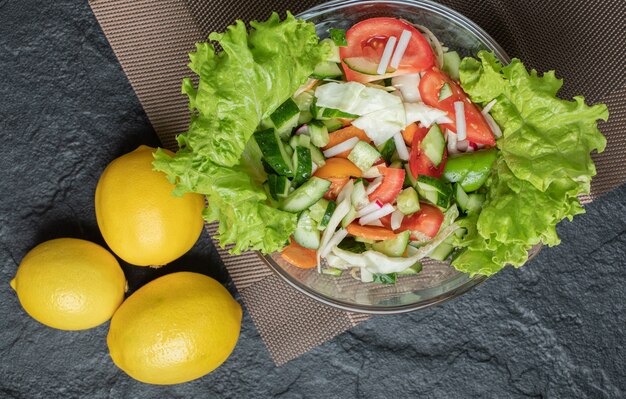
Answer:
[340,18,435,83]
[419,68,495,146]
[408,128,447,178]
[399,203,444,239]
[367,166,405,204]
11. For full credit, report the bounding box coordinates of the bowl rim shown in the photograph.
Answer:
[259,0,512,314]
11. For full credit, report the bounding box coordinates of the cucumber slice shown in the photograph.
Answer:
[438,83,453,102]
[343,57,396,75]
[396,187,421,215]
[354,236,375,244]
[328,28,347,48]
[270,98,300,140]
[289,134,311,150]
[316,107,359,120]
[429,235,455,261]
[404,163,418,187]
[299,111,313,125]
[442,51,461,81]
[466,193,486,213]
[322,37,342,61]
[309,198,330,223]
[318,199,337,230]
[341,205,358,228]
[348,141,381,172]
[293,91,314,111]
[415,175,452,210]
[420,124,446,167]
[294,210,321,249]
[308,120,330,147]
[337,236,367,253]
[312,61,343,79]
[280,177,331,213]
[254,128,293,176]
[322,268,344,276]
[310,146,326,167]
[397,261,423,275]
[377,138,396,164]
[371,231,410,257]
[454,183,471,212]
[322,118,344,132]
[267,174,291,200]
[351,180,369,210]
[292,145,312,187]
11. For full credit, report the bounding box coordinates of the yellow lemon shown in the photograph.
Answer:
[95,145,205,266]
[107,272,242,385]
[10,238,126,330]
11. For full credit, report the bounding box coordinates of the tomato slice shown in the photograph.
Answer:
[341,18,435,83]
[367,166,405,204]
[419,68,495,146]
[399,203,444,239]
[408,129,447,178]
[323,176,350,200]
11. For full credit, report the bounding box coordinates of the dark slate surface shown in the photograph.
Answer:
[1,0,624,398]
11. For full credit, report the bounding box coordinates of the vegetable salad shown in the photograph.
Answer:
[153,13,607,282]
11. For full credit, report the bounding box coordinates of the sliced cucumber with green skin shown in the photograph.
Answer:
[428,235,455,261]
[322,38,342,61]
[404,163,418,187]
[348,141,381,172]
[322,118,343,132]
[371,231,410,257]
[289,134,311,150]
[270,98,300,140]
[308,120,330,147]
[337,236,367,254]
[291,145,312,187]
[283,142,293,158]
[420,124,446,167]
[377,138,396,164]
[294,210,321,249]
[310,146,326,167]
[293,91,314,111]
[397,261,423,275]
[254,128,293,176]
[351,180,369,210]
[299,111,313,125]
[318,199,336,230]
[309,198,330,223]
[397,187,420,215]
[317,107,359,120]
[454,183,471,212]
[267,174,291,200]
[415,175,452,210]
[341,205,358,228]
[442,51,461,81]
[343,57,396,75]
[322,268,344,276]
[311,61,343,79]
[438,83,453,102]
[280,177,331,213]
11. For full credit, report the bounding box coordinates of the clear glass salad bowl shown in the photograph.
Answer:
[259,0,537,314]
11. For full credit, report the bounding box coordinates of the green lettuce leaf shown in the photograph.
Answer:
[153,12,328,254]
[452,51,608,276]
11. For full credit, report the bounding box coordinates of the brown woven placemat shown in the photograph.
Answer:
[88,0,625,365]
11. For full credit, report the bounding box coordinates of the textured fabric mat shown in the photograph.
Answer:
[89,0,625,365]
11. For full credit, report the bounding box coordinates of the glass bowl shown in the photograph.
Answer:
[259,0,533,314]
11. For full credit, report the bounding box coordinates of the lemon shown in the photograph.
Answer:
[95,145,205,266]
[107,272,242,385]
[10,238,126,330]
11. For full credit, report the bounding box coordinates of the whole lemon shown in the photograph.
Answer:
[107,272,242,385]
[95,145,204,266]
[10,238,126,330]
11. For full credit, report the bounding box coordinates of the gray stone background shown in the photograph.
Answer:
[1,0,624,398]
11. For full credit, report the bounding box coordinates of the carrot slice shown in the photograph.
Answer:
[314,158,362,179]
[323,176,350,200]
[346,223,397,240]
[281,238,317,269]
[322,126,372,158]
